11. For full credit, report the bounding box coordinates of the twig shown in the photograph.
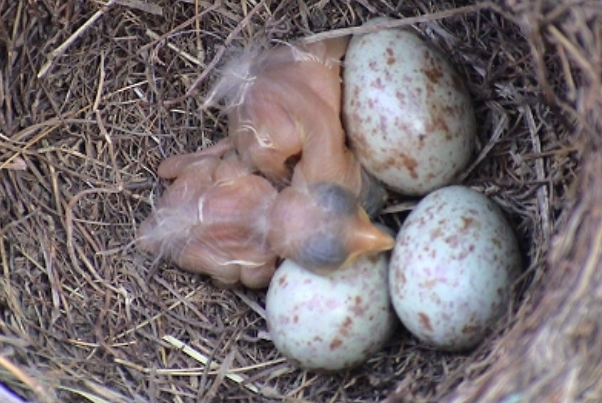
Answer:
[116,0,162,15]
[145,29,205,67]
[94,52,124,190]
[301,3,491,43]
[137,1,222,55]
[548,25,597,84]
[0,355,55,403]
[0,110,88,170]
[163,0,268,106]
[381,200,419,215]
[458,109,510,182]
[232,289,266,319]
[37,0,119,78]
[65,187,122,294]
[113,287,202,339]
[162,335,264,395]
[0,157,26,171]
[524,105,551,240]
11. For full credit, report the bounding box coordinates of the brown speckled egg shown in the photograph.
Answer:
[342,20,476,196]
[389,186,521,351]
[266,254,395,371]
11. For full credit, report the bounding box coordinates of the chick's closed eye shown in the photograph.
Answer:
[310,182,357,217]
[297,231,347,271]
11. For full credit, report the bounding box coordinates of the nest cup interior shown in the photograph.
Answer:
[2,1,596,402]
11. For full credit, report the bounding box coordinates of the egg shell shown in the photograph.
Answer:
[266,254,395,371]
[342,21,476,195]
[389,186,521,351]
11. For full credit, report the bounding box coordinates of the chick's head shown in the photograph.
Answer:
[267,182,394,273]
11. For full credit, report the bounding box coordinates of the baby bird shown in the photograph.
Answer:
[205,38,344,183]
[267,171,394,273]
[137,37,396,287]
[138,150,394,286]
[208,36,394,265]
[205,37,387,214]
[138,152,278,289]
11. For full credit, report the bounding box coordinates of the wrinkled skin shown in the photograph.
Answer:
[137,38,395,288]
[211,37,387,214]
[138,153,278,289]
[138,152,393,286]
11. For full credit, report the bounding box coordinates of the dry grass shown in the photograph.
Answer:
[0,0,600,402]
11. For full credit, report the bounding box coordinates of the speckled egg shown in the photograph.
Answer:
[342,20,476,195]
[266,254,395,371]
[389,186,521,351]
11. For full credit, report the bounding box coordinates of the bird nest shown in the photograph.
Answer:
[1,1,600,402]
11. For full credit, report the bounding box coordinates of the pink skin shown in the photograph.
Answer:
[138,38,394,287]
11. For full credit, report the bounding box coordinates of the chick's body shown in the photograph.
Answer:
[138,38,395,287]
[209,37,387,214]
[217,37,394,267]
[138,154,278,288]
[235,42,345,181]
[138,153,392,284]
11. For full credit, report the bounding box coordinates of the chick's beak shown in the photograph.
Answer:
[342,208,395,267]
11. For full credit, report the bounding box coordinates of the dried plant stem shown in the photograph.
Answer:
[38,0,119,78]
[302,3,491,43]
[0,356,55,403]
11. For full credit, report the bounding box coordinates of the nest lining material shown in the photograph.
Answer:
[0,0,598,402]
